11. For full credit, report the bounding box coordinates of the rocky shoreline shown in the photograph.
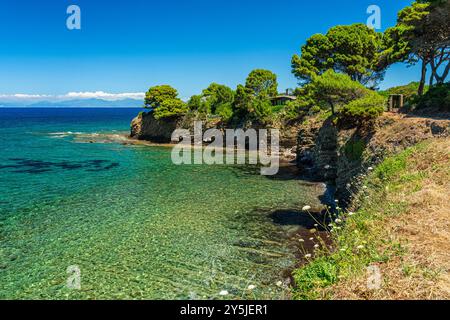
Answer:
[296,112,450,205]
[128,110,450,206]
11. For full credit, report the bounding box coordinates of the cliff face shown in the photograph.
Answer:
[297,118,338,181]
[130,112,181,143]
[297,113,450,203]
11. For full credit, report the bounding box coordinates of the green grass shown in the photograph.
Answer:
[291,142,432,300]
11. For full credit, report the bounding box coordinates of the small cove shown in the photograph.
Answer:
[0,108,324,299]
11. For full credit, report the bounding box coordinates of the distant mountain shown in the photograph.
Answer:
[0,98,143,107]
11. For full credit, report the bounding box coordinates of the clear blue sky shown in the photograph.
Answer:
[0,0,415,100]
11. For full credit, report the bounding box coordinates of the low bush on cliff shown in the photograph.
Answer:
[309,70,368,115]
[154,98,188,120]
[338,93,386,124]
[302,70,386,126]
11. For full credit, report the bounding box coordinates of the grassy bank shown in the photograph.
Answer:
[293,137,450,299]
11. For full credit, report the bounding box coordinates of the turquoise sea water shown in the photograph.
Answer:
[0,108,317,299]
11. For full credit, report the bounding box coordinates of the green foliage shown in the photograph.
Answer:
[309,70,367,114]
[144,85,187,119]
[187,95,202,112]
[379,82,428,104]
[339,92,386,123]
[382,2,431,65]
[233,84,253,118]
[278,93,317,121]
[343,139,366,161]
[414,83,450,111]
[154,98,188,120]
[144,85,178,109]
[187,94,212,116]
[231,70,279,123]
[292,143,431,300]
[382,0,450,91]
[293,258,338,299]
[305,70,385,124]
[215,102,234,122]
[187,83,235,121]
[252,98,273,121]
[373,147,414,181]
[271,104,285,114]
[292,24,385,87]
[202,83,235,114]
[245,69,278,98]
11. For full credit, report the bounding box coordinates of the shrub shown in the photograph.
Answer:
[309,105,322,114]
[293,257,338,299]
[253,98,273,122]
[215,102,233,122]
[339,92,386,124]
[310,70,368,114]
[278,90,318,121]
[414,83,450,111]
[153,98,187,120]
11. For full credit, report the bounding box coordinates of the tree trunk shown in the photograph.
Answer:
[436,62,450,84]
[429,52,450,85]
[418,59,428,96]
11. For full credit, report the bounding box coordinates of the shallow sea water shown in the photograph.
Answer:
[0,108,318,299]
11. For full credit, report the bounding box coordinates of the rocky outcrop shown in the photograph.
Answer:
[130,112,181,143]
[297,118,338,181]
[297,113,450,203]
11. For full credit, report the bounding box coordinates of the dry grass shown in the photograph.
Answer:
[329,138,450,299]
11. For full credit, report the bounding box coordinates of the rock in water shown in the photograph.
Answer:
[130,112,181,143]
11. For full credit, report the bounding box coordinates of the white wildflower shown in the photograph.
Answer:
[335,218,342,224]
[314,244,319,249]
[304,254,312,259]
[276,281,283,287]
[247,285,256,290]
[348,212,355,216]
[299,238,305,242]
[302,205,311,211]
[219,290,229,296]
